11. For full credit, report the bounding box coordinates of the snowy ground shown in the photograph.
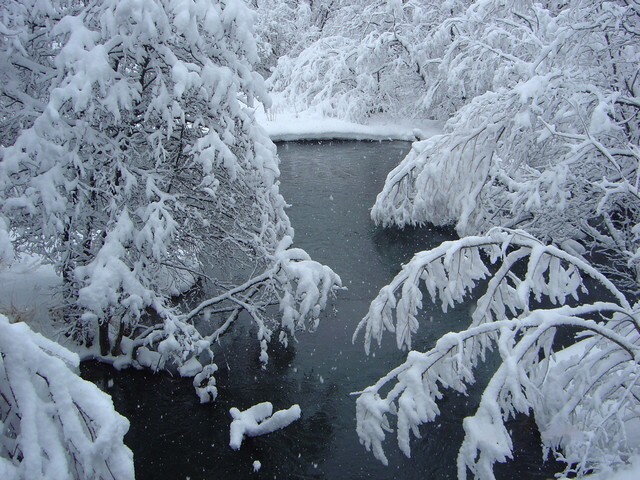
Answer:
[0,255,63,342]
[581,457,640,480]
[254,101,443,142]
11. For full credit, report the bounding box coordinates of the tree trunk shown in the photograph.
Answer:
[99,319,110,357]
[111,320,126,356]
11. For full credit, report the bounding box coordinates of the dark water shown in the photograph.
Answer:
[82,141,560,479]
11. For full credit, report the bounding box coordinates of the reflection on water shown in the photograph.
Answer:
[82,140,560,479]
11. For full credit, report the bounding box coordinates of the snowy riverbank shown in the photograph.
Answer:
[254,102,443,142]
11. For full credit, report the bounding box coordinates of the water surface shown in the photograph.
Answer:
[83,140,559,479]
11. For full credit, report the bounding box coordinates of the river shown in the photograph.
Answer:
[82,140,560,479]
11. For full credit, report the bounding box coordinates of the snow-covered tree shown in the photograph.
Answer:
[0,313,133,480]
[353,228,640,478]
[252,0,328,77]
[0,0,340,398]
[268,0,471,120]
[372,0,640,289]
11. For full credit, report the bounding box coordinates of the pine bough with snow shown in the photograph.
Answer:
[0,314,133,480]
[353,229,640,478]
[0,0,340,402]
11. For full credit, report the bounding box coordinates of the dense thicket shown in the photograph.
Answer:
[0,0,339,408]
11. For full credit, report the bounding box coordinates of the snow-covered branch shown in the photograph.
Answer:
[0,314,133,479]
[371,0,640,287]
[228,401,301,450]
[353,229,640,477]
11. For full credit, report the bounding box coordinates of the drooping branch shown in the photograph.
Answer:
[0,314,134,479]
[353,229,640,477]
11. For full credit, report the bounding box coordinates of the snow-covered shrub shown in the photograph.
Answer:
[353,229,640,478]
[252,0,321,76]
[0,0,341,398]
[0,314,133,480]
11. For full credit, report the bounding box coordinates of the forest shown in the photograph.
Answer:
[1,0,639,479]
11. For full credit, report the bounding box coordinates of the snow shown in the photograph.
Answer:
[354,228,640,476]
[2,1,636,476]
[0,313,133,479]
[576,456,640,480]
[254,98,442,142]
[0,255,62,341]
[229,402,301,450]
[252,460,261,472]
[131,346,163,370]
[178,356,204,377]
[0,218,12,265]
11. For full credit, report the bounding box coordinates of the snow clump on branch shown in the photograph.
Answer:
[229,401,301,450]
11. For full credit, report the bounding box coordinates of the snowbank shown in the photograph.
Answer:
[575,456,640,480]
[254,100,442,142]
[0,255,62,341]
